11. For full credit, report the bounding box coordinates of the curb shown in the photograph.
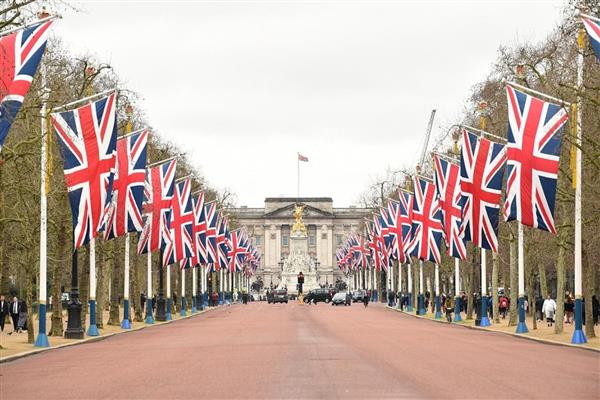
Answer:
[0,304,230,364]
[386,306,600,353]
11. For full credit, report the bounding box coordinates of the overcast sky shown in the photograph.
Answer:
[54,0,566,207]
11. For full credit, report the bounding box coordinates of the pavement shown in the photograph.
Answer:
[0,301,598,399]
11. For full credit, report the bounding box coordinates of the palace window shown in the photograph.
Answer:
[255,235,262,245]
[308,235,316,246]
[335,234,343,246]
[282,235,289,246]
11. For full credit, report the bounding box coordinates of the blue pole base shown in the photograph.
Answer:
[166,298,172,320]
[202,292,208,307]
[34,332,50,348]
[87,324,99,337]
[434,296,441,319]
[417,294,426,315]
[435,311,442,319]
[166,312,172,321]
[180,297,186,317]
[516,322,529,334]
[145,299,154,324]
[480,316,491,327]
[121,318,131,329]
[145,315,155,324]
[571,329,588,344]
[407,305,413,312]
[454,297,462,322]
[373,290,378,302]
[180,309,186,316]
[218,292,224,305]
[192,306,197,313]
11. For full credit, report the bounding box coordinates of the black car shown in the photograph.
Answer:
[352,290,365,303]
[269,289,288,304]
[304,288,332,304]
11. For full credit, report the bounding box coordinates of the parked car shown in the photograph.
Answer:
[304,288,332,304]
[269,289,288,304]
[352,290,365,303]
[332,292,351,306]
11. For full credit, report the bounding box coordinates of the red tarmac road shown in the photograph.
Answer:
[1,302,598,399]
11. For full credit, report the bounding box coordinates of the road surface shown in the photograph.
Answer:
[1,302,598,399]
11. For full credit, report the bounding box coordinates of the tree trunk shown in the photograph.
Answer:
[80,248,89,330]
[527,267,537,330]
[413,262,418,309]
[95,245,107,329]
[492,251,500,323]
[508,228,518,326]
[108,239,121,326]
[583,243,596,338]
[538,264,548,299]
[132,252,143,322]
[466,248,475,320]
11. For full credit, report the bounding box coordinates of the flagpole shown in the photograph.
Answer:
[571,24,587,344]
[192,267,198,313]
[145,251,154,323]
[407,262,413,312]
[121,234,131,329]
[166,263,172,320]
[180,268,186,316]
[418,260,425,315]
[480,249,491,326]
[87,237,99,336]
[34,63,50,348]
[434,263,441,319]
[454,258,462,321]
[297,152,300,201]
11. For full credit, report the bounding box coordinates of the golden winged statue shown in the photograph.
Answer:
[291,203,307,237]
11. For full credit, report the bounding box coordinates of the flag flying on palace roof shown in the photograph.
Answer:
[0,21,53,152]
[504,86,568,234]
[52,93,117,248]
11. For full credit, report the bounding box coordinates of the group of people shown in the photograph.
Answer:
[0,294,28,334]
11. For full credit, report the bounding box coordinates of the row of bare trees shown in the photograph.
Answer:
[0,2,237,343]
[358,1,599,338]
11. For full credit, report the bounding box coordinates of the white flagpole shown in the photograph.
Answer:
[35,64,50,348]
[297,153,300,200]
[121,234,131,329]
[516,223,528,333]
[418,260,424,315]
[180,268,186,316]
[434,263,441,319]
[407,262,413,311]
[166,264,172,320]
[145,251,154,323]
[571,23,586,344]
[87,238,99,335]
[192,267,197,312]
[454,258,462,321]
[398,263,402,308]
[480,249,491,326]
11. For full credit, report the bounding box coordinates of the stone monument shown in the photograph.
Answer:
[278,204,319,293]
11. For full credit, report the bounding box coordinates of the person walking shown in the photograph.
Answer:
[363,290,370,307]
[9,296,21,334]
[499,295,509,319]
[564,292,574,324]
[0,295,9,333]
[444,294,454,323]
[17,299,27,332]
[542,295,557,327]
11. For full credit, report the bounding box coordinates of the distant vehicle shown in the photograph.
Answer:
[269,289,288,304]
[332,292,351,306]
[304,288,332,304]
[352,290,365,303]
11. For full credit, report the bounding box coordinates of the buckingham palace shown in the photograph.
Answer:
[230,197,372,288]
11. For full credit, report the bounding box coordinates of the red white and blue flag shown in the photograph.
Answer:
[504,86,568,234]
[137,160,177,255]
[434,155,466,259]
[386,199,406,263]
[216,213,230,271]
[582,16,600,60]
[163,178,194,266]
[366,219,384,271]
[228,230,247,272]
[204,201,218,267]
[192,192,207,265]
[406,176,443,264]
[0,21,53,152]
[459,129,506,252]
[398,189,414,263]
[52,93,117,248]
[103,130,148,239]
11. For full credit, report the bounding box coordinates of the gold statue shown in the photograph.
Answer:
[291,203,307,237]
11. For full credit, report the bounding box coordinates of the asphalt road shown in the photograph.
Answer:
[1,302,598,399]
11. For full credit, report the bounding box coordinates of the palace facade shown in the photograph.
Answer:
[230,197,371,288]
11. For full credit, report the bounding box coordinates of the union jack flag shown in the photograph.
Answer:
[0,21,53,152]
[459,129,506,252]
[386,199,405,263]
[163,179,194,266]
[216,213,230,271]
[406,176,443,264]
[366,220,384,271]
[103,130,148,240]
[52,93,117,248]
[504,86,568,234]
[582,16,600,60]
[204,201,218,267]
[398,189,414,262]
[228,230,247,272]
[192,192,207,265]
[353,235,370,269]
[137,160,177,255]
[434,155,466,259]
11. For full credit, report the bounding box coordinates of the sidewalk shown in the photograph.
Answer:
[386,305,600,352]
[0,304,224,362]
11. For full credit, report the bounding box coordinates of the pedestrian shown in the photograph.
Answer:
[0,294,8,333]
[592,295,599,326]
[363,291,369,307]
[444,295,454,323]
[564,292,574,324]
[17,299,27,332]
[9,295,20,334]
[536,296,544,321]
[542,295,557,327]
[499,295,509,319]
